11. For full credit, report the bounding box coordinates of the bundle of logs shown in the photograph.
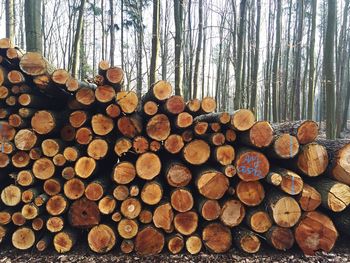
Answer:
[1,37,350,256]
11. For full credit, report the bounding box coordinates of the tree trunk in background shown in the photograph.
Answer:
[174,0,183,96]
[71,0,86,77]
[160,1,169,80]
[336,0,349,135]
[324,0,337,139]
[109,0,115,66]
[264,1,273,121]
[292,0,304,120]
[272,0,281,122]
[150,0,160,86]
[121,0,124,69]
[215,16,224,108]
[193,0,203,99]
[307,0,317,120]
[93,0,96,74]
[5,0,15,42]
[24,0,42,53]
[250,0,260,115]
[201,3,207,99]
[234,0,247,109]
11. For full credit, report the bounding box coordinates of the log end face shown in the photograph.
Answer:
[298,143,329,177]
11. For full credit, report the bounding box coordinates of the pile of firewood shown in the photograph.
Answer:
[1,37,350,256]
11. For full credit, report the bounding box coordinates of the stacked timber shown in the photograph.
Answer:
[0,37,349,256]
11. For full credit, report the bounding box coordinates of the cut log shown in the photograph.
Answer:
[31,110,61,135]
[132,136,149,154]
[19,52,54,76]
[75,157,96,179]
[143,80,172,102]
[153,202,174,232]
[33,157,55,180]
[34,194,49,207]
[230,109,255,131]
[196,169,229,199]
[141,181,163,205]
[267,168,304,195]
[220,199,245,227]
[46,216,64,233]
[174,112,193,129]
[164,134,184,154]
[91,114,114,136]
[36,236,52,252]
[268,134,300,159]
[266,190,301,227]
[53,229,76,253]
[12,212,26,226]
[182,139,210,165]
[106,103,121,118]
[272,120,319,144]
[146,114,171,141]
[15,170,34,187]
[98,196,116,215]
[167,234,184,254]
[297,183,322,211]
[22,203,40,219]
[87,138,108,160]
[245,207,272,233]
[171,188,194,212]
[112,161,136,184]
[174,211,198,236]
[202,223,232,253]
[88,224,116,253]
[294,142,329,177]
[163,95,185,115]
[200,97,216,113]
[120,198,142,219]
[135,226,165,255]
[185,235,202,254]
[113,185,129,201]
[85,181,105,201]
[1,184,21,206]
[142,100,159,117]
[76,87,95,106]
[64,178,85,200]
[46,195,68,216]
[312,178,350,212]
[235,148,270,181]
[136,152,161,180]
[236,180,265,206]
[0,209,12,225]
[95,85,116,104]
[21,188,39,203]
[265,225,294,251]
[328,142,350,185]
[117,115,143,138]
[164,162,192,187]
[68,197,100,228]
[139,209,153,224]
[199,199,221,221]
[120,239,134,254]
[212,145,235,165]
[240,121,274,148]
[118,219,138,239]
[114,137,132,157]
[105,67,124,89]
[295,211,338,255]
[116,91,139,113]
[69,110,88,128]
[233,227,261,254]
[194,121,208,135]
[32,217,44,231]
[43,178,62,196]
[12,227,35,250]
[150,140,162,152]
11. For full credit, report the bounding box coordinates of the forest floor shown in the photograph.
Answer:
[0,238,350,263]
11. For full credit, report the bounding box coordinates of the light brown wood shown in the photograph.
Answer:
[75,157,96,179]
[53,230,76,253]
[88,224,116,253]
[174,211,198,236]
[136,152,161,180]
[164,95,185,115]
[236,180,265,206]
[85,181,105,201]
[171,188,194,212]
[199,199,221,221]
[296,143,329,177]
[183,139,210,165]
[46,195,68,216]
[141,181,163,205]
[265,225,294,251]
[233,227,261,254]
[200,97,216,113]
[196,169,229,199]
[95,85,116,103]
[116,91,139,113]
[202,223,232,253]
[220,199,245,227]
[164,134,184,154]
[98,195,116,215]
[297,183,322,211]
[64,178,85,200]
[120,198,141,219]
[245,208,272,233]
[153,203,174,232]
[120,239,134,254]
[165,162,192,187]
[43,178,62,196]
[33,157,55,180]
[230,109,255,131]
[113,185,129,201]
[113,161,136,184]
[1,184,21,206]
[12,227,35,250]
[118,219,138,239]
[146,114,171,141]
[167,234,184,254]
[31,110,59,135]
[46,216,64,233]
[135,226,165,255]
[186,235,202,254]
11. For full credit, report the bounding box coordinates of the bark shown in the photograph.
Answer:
[25,0,42,53]
[149,0,160,85]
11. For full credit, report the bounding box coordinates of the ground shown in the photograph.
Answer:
[1,238,350,263]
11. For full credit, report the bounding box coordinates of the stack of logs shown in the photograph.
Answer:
[1,37,350,256]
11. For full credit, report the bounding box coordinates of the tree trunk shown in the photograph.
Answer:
[5,0,15,43]
[174,0,183,96]
[192,0,203,99]
[109,0,115,66]
[24,0,42,53]
[272,0,281,122]
[149,0,160,86]
[71,0,86,77]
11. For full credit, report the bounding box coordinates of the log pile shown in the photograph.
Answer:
[1,38,350,256]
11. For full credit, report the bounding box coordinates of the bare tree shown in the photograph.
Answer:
[5,0,15,42]
[25,0,42,53]
[149,0,160,85]
[174,0,184,96]
[193,0,203,99]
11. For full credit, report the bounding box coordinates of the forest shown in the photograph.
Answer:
[0,0,348,139]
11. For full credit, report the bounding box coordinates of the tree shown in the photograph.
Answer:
[307,0,317,119]
[250,0,261,114]
[24,0,42,53]
[234,0,247,109]
[193,0,203,99]
[5,0,15,43]
[174,0,184,96]
[71,0,86,77]
[109,0,115,66]
[272,0,281,122]
[323,0,337,139]
[149,0,160,85]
